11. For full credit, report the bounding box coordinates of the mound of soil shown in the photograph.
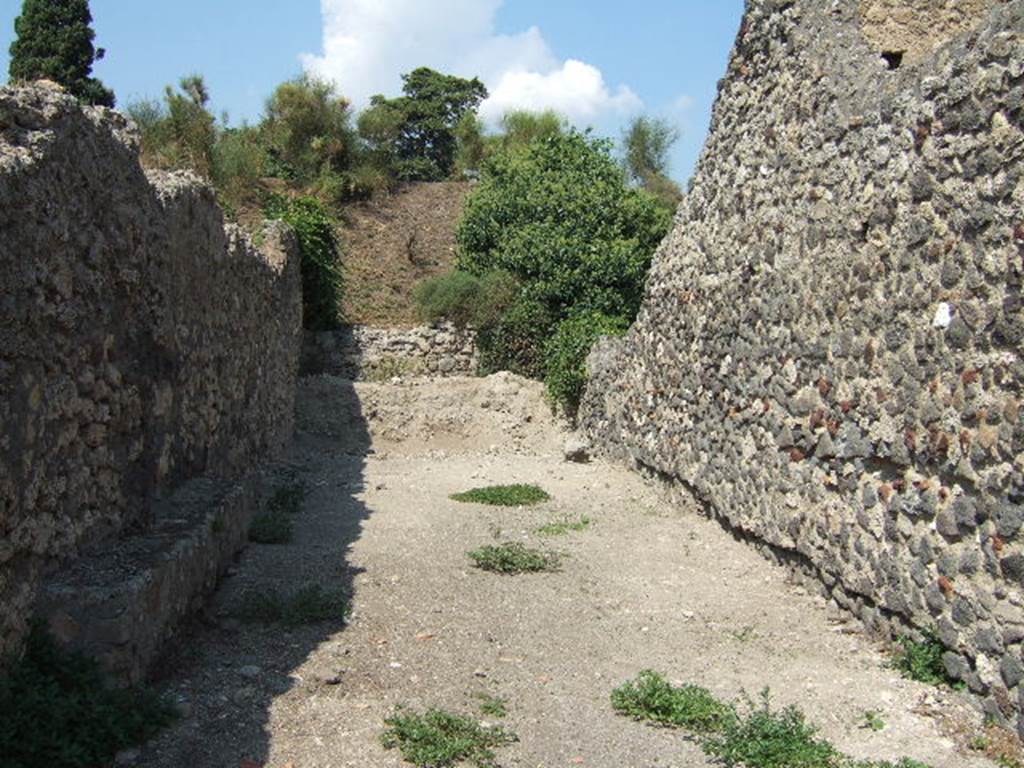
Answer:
[339,181,471,327]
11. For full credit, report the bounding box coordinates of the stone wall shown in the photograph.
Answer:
[0,84,302,660]
[303,323,477,380]
[581,0,1024,731]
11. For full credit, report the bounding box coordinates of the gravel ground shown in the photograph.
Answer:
[138,374,995,768]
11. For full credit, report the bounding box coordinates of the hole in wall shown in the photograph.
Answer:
[881,50,904,70]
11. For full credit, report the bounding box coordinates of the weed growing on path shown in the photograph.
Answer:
[891,629,961,688]
[249,478,308,544]
[468,542,560,574]
[0,623,178,768]
[233,584,348,626]
[451,484,550,507]
[611,673,936,768]
[475,693,508,717]
[702,690,839,768]
[610,670,732,732]
[536,516,591,536]
[248,508,293,544]
[861,710,886,732]
[381,707,517,767]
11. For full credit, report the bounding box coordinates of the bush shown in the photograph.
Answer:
[457,129,669,320]
[544,311,629,412]
[261,75,355,183]
[414,270,518,328]
[265,195,344,331]
[467,543,561,574]
[0,623,177,768]
[476,294,555,379]
[212,125,266,209]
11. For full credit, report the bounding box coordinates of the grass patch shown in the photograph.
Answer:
[468,543,560,574]
[233,584,348,626]
[536,516,591,536]
[0,623,178,768]
[381,707,517,767]
[611,674,935,768]
[891,628,960,688]
[475,693,508,718]
[451,484,550,507]
[611,670,732,732]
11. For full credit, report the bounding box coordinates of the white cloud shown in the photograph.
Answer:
[301,0,641,124]
[670,94,695,113]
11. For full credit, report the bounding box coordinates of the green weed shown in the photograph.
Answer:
[381,707,517,767]
[701,690,840,768]
[475,693,508,718]
[891,629,959,688]
[248,509,292,544]
[233,584,348,626]
[268,479,307,515]
[861,710,886,732]
[536,516,591,536]
[610,670,732,732]
[451,484,550,507]
[468,543,560,574]
[0,623,177,768]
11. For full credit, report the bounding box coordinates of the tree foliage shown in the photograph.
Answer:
[622,116,683,213]
[458,129,669,319]
[262,75,356,182]
[8,0,114,106]
[359,67,488,181]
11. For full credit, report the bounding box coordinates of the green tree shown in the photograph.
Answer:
[262,75,356,182]
[458,129,669,320]
[8,0,114,106]
[622,116,683,212]
[163,74,216,177]
[359,67,488,181]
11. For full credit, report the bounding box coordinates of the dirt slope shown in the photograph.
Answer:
[138,374,996,768]
[340,182,471,327]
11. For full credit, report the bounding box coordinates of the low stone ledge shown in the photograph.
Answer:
[36,474,260,684]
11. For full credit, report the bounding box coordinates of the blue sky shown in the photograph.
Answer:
[0,0,743,181]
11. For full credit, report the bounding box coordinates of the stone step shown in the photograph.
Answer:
[36,474,260,684]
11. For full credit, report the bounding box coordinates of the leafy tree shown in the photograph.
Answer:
[8,0,114,106]
[622,116,683,212]
[359,67,488,181]
[162,74,216,177]
[499,109,565,153]
[262,75,356,182]
[458,129,669,320]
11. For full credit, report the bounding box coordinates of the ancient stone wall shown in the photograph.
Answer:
[0,84,302,660]
[581,0,1024,731]
[303,323,478,380]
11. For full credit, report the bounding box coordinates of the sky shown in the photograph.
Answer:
[0,0,743,182]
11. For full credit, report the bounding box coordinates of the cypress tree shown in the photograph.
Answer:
[8,0,115,107]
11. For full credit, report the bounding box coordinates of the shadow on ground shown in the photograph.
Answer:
[139,378,373,768]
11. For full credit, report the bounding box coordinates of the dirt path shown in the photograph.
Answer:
[139,374,993,768]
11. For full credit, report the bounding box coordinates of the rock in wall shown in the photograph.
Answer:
[581,0,1024,731]
[0,83,302,659]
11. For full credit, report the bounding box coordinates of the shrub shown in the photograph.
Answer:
[212,125,266,208]
[381,707,516,767]
[248,508,292,544]
[610,671,733,732]
[544,311,629,412]
[261,75,355,183]
[467,543,560,574]
[476,294,555,378]
[265,195,344,331]
[414,270,518,328]
[0,623,177,768]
